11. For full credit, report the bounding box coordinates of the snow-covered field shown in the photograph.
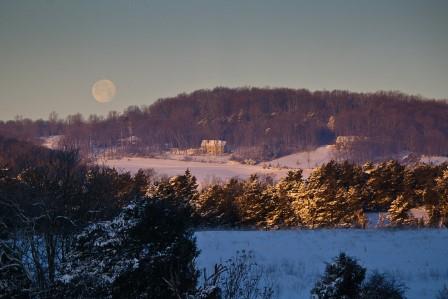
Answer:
[102,145,336,183]
[103,157,291,183]
[196,230,448,299]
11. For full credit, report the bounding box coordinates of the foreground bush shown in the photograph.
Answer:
[312,253,406,299]
[197,250,275,299]
[361,272,406,299]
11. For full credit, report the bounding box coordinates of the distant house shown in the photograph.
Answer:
[201,140,227,155]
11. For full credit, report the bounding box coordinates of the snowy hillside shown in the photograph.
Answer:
[269,145,335,169]
[196,230,448,299]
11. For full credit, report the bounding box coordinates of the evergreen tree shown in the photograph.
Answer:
[265,170,302,227]
[312,254,407,299]
[388,195,411,227]
[130,168,154,198]
[292,165,364,228]
[149,169,199,224]
[57,196,198,298]
[403,164,443,227]
[235,175,271,227]
[170,169,199,206]
[403,164,440,208]
[195,180,240,227]
[436,169,448,227]
[311,253,366,299]
[365,161,405,211]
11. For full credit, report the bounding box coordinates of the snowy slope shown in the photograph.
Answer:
[269,145,335,169]
[196,230,448,299]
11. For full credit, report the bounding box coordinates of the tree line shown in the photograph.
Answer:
[1,87,448,161]
[194,160,448,229]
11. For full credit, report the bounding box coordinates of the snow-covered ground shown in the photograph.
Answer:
[196,229,448,299]
[157,153,232,164]
[269,145,335,169]
[102,145,336,183]
[103,157,291,183]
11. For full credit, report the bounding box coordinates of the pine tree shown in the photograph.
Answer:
[291,165,364,228]
[436,169,448,227]
[403,163,440,208]
[312,254,407,299]
[57,196,198,298]
[265,170,303,227]
[149,169,199,224]
[131,168,154,197]
[168,169,199,207]
[364,161,405,211]
[388,195,411,226]
[195,182,240,227]
[235,175,271,227]
[311,253,366,299]
[403,164,443,227]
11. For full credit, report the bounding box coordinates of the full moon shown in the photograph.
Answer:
[92,79,117,103]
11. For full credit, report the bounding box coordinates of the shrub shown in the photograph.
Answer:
[361,272,406,299]
[311,253,407,299]
[197,250,275,299]
[311,253,366,299]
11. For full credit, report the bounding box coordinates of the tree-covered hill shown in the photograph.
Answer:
[1,87,447,161]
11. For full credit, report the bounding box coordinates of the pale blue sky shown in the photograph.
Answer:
[1,0,447,120]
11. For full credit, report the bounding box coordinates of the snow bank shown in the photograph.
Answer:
[196,229,448,299]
